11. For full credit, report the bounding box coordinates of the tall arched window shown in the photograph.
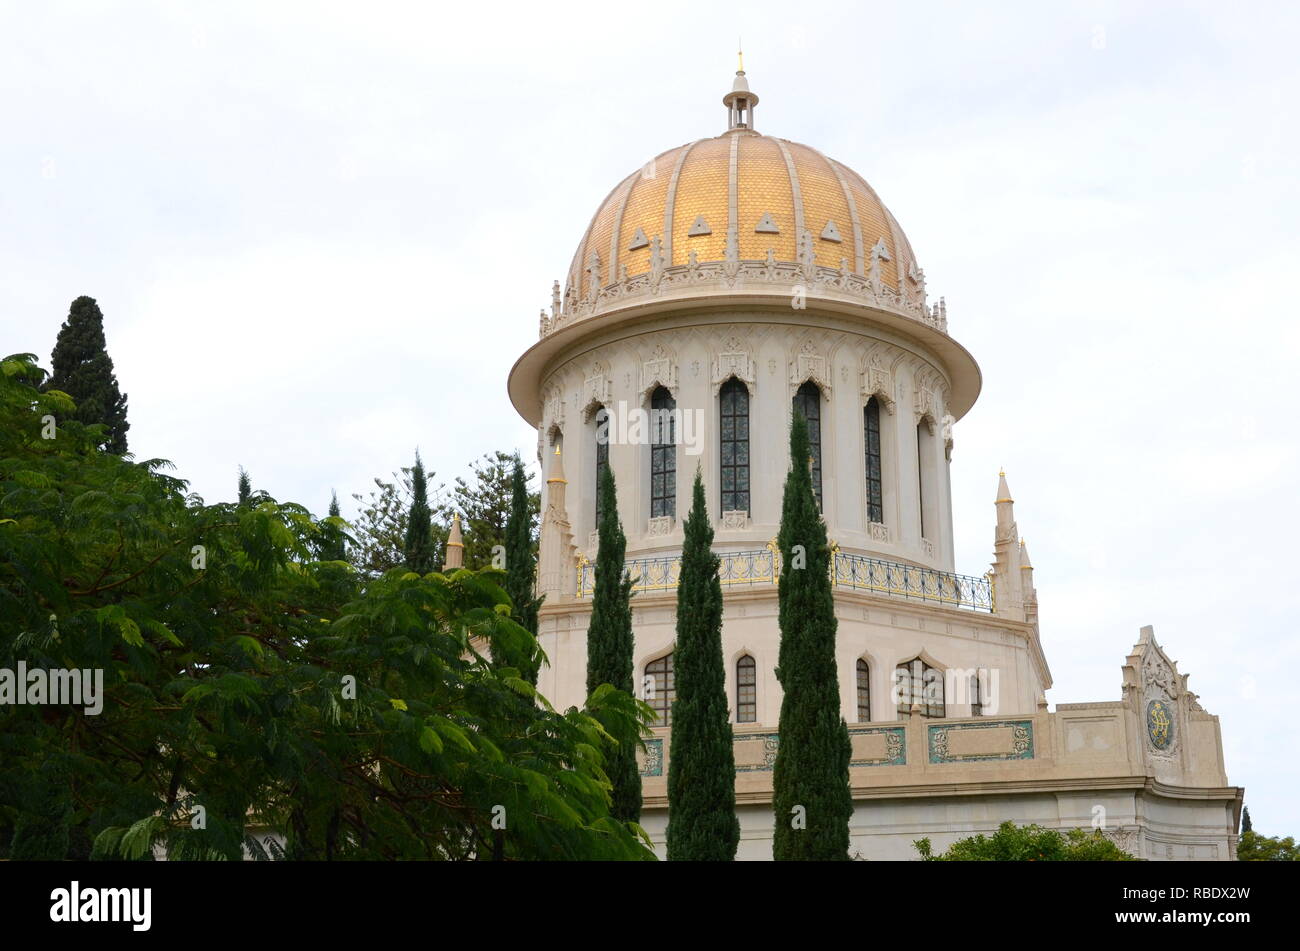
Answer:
[649,386,676,519]
[969,670,983,717]
[736,654,756,723]
[864,397,883,525]
[719,378,750,514]
[646,652,676,726]
[856,659,871,722]
[792,381,823,510]
[594,406,609,526]
[917,420,937,543]
[895,657,945,718]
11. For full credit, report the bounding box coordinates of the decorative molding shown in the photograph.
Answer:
[869,522,890,542]
[687,215,711,236]
[647,515,674,538]
[640,343,678,399]
[755,212,780,233]
[712,336,756,394]
[790,339,832,396]
[849,726,906,767]
[820,219,843,242]
[929,720,1034,763]
[921,538,935,559]
[734,733,781,772]
[581,363,611,416]
[721,510,750,530]
[542,254,951,339]
[861,351,897,414]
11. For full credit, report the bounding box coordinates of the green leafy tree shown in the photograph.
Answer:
[1238,829,1299,861]
[771,410,852,861]
[453,450,540,568]
[44,295,129,454]
[0,354,655,861]
[585,465,642,824]
[501,458,543,683]
[666,469,738,861]
[914,821,1137,861]
[403,451,436,574]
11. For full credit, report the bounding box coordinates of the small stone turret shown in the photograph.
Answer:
[443,513,464,570]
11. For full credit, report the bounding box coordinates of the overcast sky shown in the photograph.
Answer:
[2,1,1297,836]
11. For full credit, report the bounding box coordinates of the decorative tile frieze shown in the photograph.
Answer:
[848,726,906,767]
[638,737,663,777]
[928,720,1034,763]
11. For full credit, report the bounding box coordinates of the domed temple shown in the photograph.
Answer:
[506,66,1242,860]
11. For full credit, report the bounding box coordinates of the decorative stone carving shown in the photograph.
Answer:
[755,212,779,233]
[628,227,648,251]
[588,530,600,553]
[869,522,890,542]
[582,363,611,414]
[647,515,674,537]
[687,215,711,236]
[712,336,756,394]
[914,369,938,429]
[721,510,749,530]
[861,351,897,414]
[942,412,955,460]
[921,538,935,558]
[585,251,601,302]
[641,344,678,398]
[821,219,842,242]
[790,340,832,395]
[543,387,566,433]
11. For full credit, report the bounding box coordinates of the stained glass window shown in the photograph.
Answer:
[895,657,945,718]
[719,378,750,515]
[594,406,609,526]
[646,652,676,726]
[793,381,823,510]
[856,659,871,722]
[864,397,883,525]
[650,387,676,519]
[736,654,756,723]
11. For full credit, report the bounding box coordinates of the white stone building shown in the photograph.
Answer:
[506,67,1241,860]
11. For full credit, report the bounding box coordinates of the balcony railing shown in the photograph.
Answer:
[576,542,993,613]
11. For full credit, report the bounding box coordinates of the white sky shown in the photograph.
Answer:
[3,1,1297,836]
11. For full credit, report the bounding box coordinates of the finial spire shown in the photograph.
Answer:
[738,40,744,74]
[723,54,759,132]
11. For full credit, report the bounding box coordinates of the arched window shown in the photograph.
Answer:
[719,378,750,514]
[856,659,871,722]
[649,386,676,519]
[736,654,756,723]
[594,406,609,526]
[917,420,937,543]
[969,670,983,717]
[792,381,823,510]
[864,397,883,525]
[646,652,676,726]
[895,657,944,718]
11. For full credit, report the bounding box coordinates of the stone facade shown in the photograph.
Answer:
[508,69,1241,860]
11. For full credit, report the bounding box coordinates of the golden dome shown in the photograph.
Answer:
[564,127,924,307]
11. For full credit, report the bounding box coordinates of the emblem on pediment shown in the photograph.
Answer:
[641,343,678,398]
[1146,699,1176,752]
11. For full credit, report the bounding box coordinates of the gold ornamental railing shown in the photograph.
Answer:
[576,541,993,613]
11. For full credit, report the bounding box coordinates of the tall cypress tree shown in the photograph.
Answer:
[320,490,347,562]
[502,457,542,683]
[46,295,129,454]
[586,465,641,823]
[237,467,252,506]
[771,410,853,860]
[666,469,738,861]
[403,451,435,574]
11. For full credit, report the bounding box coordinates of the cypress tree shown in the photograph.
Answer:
[502,457,542,683]
[771,410,853,860]
[237,467,252,506]
[46,295,129,454]
[586,465,641,823]
[666,469,738,860]
[403,451,435,574]
[1242,807,1252,834]
[320,490,347,562]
